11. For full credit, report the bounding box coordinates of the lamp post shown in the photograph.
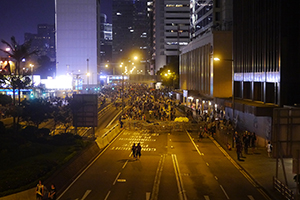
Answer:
[29,64,34,87]
[120,63,125,113]
[86,58,89,86]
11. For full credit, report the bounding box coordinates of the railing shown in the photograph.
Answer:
[273,176,294,200]
[96,123,121,149]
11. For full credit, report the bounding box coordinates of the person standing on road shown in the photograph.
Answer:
[136,143,142,159]
[132,143,136,158]
[36,180,44,200]
[48,184,56,200]
[236,141,242,161]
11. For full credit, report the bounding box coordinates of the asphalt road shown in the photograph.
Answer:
[57,127,269,200]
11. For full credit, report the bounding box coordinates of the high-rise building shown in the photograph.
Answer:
[228,0,300,144]
[180,0,233,101]
[55,0,101,90]
[152,0,190,72]
[99,13,112,74]
[24,24,56,61]
[112,0,150,74]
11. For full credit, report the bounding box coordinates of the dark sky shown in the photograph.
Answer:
[0,0,112,45]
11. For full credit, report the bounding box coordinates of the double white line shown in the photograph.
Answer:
[172,154,188,200]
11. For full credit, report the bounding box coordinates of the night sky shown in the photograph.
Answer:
[0,0,112,46]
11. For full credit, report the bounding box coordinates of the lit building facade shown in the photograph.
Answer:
[153,0,190,72]
[180,0,233,104]
[55,0,101,90]
[100,14,112,76]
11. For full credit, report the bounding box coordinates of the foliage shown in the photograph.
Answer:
[157,65,178,89]
[0,36,38,102]
[20,98,53,129]
[36,55,56,79]
[0,94,12,105]
[0,126,88,197]
[51,104,73,133]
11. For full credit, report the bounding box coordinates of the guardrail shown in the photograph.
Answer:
[96,123,121,149]
[273,176,294,200]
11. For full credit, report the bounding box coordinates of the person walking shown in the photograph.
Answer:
[136,143,142,159]
[266,141,273,157]
[35,180,44,200]
[48,184,56,200]
[131,143,136,158]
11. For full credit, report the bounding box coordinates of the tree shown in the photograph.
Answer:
[21,98,53,129]
[51,104,73,134]
[0,36,38,129]
[157,65,178,90]
[37,55,56,79]
[0,94,12,106]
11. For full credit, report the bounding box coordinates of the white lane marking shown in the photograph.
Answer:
[151,154,166,200]
[206,162,209,166]
[104,191,111,200]
[146,192,151,200]
[122,160,128,169]
[220,185,230,199]
[248,195,255,200]
[107,110,122,127]
[214,176,218,180]
[185,130,204,155]
[172,154,188,200]
[57,130,125,199]
[81,190,91,200]
[204,196,210,200]
[113,172,121,185]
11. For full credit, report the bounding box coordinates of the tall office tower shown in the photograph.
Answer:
[24,24,56,61]
[100,13,112,74]
[152,0,190,72]
[233,0,300,106]
[190,0,232,40]
[55,0,101,90]
[112,0,150,74]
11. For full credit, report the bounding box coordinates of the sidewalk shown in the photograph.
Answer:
[214,135,295,200]
[187,107,297,200]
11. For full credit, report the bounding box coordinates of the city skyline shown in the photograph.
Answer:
[0,0,111,46]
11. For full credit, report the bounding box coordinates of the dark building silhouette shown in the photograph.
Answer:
[112,0,150,74]
[24,24,55,61]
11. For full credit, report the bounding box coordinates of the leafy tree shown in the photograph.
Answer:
[157,65,178,90]
[0,36,38,129]
[52,105,73,133]
[37,55,56,79]
[21,98,53,129]
[0,94,12,106]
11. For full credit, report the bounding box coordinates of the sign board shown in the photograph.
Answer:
[73,94,98,127]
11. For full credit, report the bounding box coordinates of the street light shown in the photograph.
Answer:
[29,64,34,87]
[213,56,235,126]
